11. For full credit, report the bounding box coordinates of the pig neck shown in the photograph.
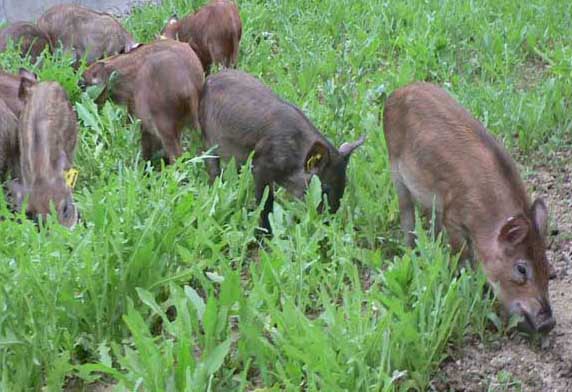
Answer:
[457,183,531,264]
[104,65,135,106]
[22,148,59,188]
[283,101,338,155]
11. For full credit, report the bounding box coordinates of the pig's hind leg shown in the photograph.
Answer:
[141,128,163,162]
[253,158,275,236]
[154,116,182,164]
[394,177,416,247]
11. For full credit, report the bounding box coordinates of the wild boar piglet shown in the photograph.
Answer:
[0,22,51,63]
[162,0,242,72]
[37,4,137,66]
[383,82,555,334]
[9,69,79,228]
[200,69,364,233]
[81,39,204,163]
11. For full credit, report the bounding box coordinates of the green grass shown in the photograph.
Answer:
[1,0,571,390]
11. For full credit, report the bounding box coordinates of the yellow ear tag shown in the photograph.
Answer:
[64,168,79,189]
[306,153,322,171]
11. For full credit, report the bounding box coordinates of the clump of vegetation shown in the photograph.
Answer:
[1,0,570,390]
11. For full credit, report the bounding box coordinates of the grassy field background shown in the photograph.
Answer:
[0,0,570,390]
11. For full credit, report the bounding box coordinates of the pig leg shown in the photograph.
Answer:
[155,117,182,164]
[230,37,240,68]
[206,157,221,184]
[421,205,443,239]
[253,163,275,235]
[394,179,416,247]
[141,128,163,161]
[189,93,201,131]
[444,219,473,266]
[200,128,221,183]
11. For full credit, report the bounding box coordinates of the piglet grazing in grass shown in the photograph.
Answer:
[81,39,204,163]
[200,69,364,234]
[37,4,138,66]
[0,22,51,63]
[9,69,79,228]
[162,0,242,73]
[383,82,555,334]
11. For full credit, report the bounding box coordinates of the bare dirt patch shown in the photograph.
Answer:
[433,149,572,391]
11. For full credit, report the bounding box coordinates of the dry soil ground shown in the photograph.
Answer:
[434,149,572,392]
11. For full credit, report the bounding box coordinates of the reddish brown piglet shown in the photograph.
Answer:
[162,0,242,73]
[9,70,79,228]
[82,39,204,163]
[383,82,555,334]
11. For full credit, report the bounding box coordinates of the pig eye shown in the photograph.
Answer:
[61,202,72,219]
[513,262,529,284]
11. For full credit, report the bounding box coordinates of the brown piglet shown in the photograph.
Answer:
[9,69,79,228]
[37,4,138,66]
[383,82,554,334]
[162,0,242,73]
[200,69,364,234]
[0,22,51,63]
[81,39,204,163]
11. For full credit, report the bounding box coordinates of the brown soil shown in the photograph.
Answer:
[433,149,572,391]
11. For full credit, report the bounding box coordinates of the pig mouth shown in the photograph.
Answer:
[511,302,556,334]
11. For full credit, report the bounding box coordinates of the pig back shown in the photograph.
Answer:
[200,70,318,164]
[102,40,203,110]
[19,82,77,184]
[135,44,203,96]
[37,4,134,64]
[384,82,529,222]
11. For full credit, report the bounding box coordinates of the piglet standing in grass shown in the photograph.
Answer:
[9,69,79,228]
[162,0,242,73]
[0,22,51,63]
[81,39,204,163]
[383,82,555,334]
[200,69,365,234]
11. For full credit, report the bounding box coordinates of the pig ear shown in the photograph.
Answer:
[499,215,530,246]
[530,198,548,239]
[125,42,142,53]
[304,141,330,174]
[339,135,365,161]
[92,61,106,74]
[18,68,37,100]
